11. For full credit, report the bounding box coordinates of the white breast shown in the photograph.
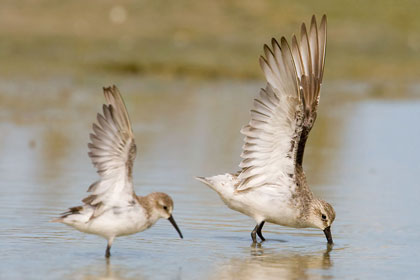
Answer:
[225,185,301,227]
[66,204,151,239]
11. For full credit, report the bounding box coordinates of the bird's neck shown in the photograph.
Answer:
[136,195,160,226]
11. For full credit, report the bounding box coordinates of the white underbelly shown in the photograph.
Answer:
[71,205,150,238]
[223,187,301,228]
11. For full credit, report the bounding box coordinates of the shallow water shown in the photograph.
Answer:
[0,78,419,279]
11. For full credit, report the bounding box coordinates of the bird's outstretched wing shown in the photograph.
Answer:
[237,15,327,191]
[83,85,137,218]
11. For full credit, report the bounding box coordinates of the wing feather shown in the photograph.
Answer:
[237,15,327,191]
[83,85,137,218]
[294,15,327,166]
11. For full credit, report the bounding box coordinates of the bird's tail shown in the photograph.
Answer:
[195,174,237,195]
[195,176,213,187]
[49,206,83,223]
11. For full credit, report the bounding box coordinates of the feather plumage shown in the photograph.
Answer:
[84,85,137,219]
[237,15,327,191]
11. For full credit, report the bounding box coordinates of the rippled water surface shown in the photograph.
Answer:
[0,78,419,279]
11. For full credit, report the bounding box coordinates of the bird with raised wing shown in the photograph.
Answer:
[196,15,335,244]
[52,85,183,257]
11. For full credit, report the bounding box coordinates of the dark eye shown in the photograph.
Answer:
[321,214,327,220]
[163,206,168,210]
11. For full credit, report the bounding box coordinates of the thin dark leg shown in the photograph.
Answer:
[105,237,114,258]
[257,221,266,241]
[251,224,259,243]
[105,244,111,258]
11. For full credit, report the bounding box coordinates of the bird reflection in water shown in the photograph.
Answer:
[213,244,333,280]
[67,258,146,280]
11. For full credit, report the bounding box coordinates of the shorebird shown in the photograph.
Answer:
[196,15,335,244]
[52,85,183,257]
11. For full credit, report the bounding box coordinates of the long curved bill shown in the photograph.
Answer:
[323,226,333,244]
[168,215,183,239]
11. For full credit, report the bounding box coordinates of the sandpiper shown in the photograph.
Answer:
[52,85,183,257]
[196,15,335,244]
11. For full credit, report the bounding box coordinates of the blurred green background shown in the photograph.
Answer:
[1,0,419,83]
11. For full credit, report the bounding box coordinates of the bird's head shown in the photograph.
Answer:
[307,199,336,244]
[148,192,183,239]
